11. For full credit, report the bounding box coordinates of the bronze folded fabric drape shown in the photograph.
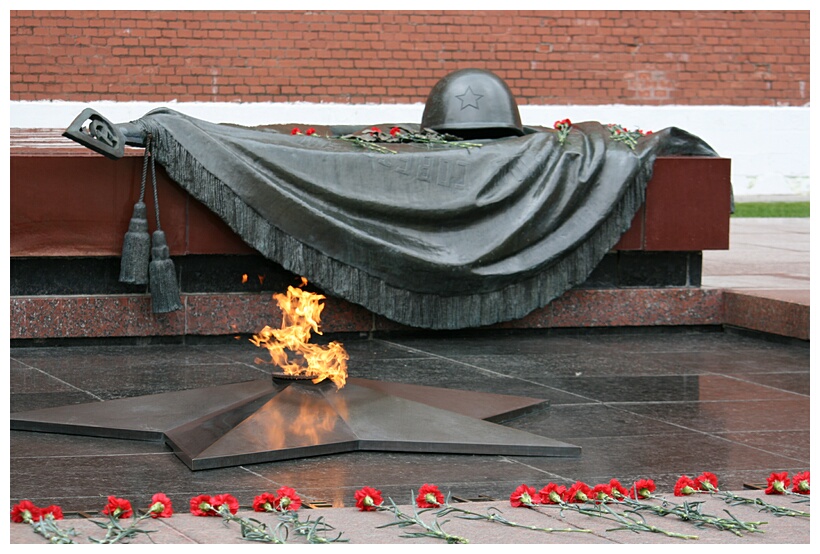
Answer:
[136,108,718,329]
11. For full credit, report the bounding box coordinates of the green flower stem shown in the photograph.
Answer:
[536,500,698,540]
[436,503,593,534]
[214,506,286,543]
[377,498,469,544]
[89,511,157,544]
[710,490,810,518]
[339,136,398,154]
[30,515,78,544]
[623,497,766,537]
[412,137,483,149]
[277,510,348,543]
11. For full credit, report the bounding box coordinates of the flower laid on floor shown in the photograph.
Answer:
[415,483,444,508]
[101,495,133,519]
[147,493,174,518]
[684,470,810,517]
[10,500,77,543]
[520,475,777,539]
[509,483,540,507]
[766,471,792,495]
[629,478,656,499]
[416,483,591,535]
[192,492,285,543]
[538,482,567,504]
[252,492,278,513]
[192,490,345,543]
[89,493,173,544]
[272,486,302,511]
[792,471,810,495]
[11,472,809,544]
[252,487,346,543]
[608,478,630,500]
[564,480,592,503]
[355,486,384,511]
[674,475,699,496]
[356,487,468,544]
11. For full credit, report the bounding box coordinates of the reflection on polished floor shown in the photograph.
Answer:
[9,326,809,514]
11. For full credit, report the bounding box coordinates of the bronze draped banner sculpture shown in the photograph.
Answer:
[64,69,721,329]
[111,108,716,329]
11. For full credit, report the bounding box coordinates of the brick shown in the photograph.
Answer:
[9,10,809,106]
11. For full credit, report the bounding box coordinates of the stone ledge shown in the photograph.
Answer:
[722,290,810,341]
[10,288,725,340]
[12,288,808,341]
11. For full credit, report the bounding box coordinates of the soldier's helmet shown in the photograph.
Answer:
[421,68,524,139]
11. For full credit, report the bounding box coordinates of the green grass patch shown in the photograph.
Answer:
[732,202,810,218]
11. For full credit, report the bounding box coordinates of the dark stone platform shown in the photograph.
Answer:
[10,327,809,515]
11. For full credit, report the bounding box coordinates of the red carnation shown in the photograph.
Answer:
[147,493,173,518]
[354,486,383,511]
[674,476,698,496]
[370,127,382,134]
[416,484,444,508]
[190,494,215,517]
[538,483,566,505]
[389,126,402,137]
[291,127,301,135]
[11,500,40,523]
[564,481,592,503]
[305,128,317,136]
[628,478,656,499]
[102,496,133,519]
[509,484,539,507]
[39,504,64,520]
[591,483,613,503]
[694,472,719,492]
[253,492,277,513]
[792,471,810,495]
[274,486,301,511]
[766,472,790,495]
[608,479,629,500]
[211,493,239,515]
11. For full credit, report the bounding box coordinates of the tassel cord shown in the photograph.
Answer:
[148,134,162,231]
[138,134,150,205]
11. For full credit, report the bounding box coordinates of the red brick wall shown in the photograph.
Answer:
[10,10,809,106]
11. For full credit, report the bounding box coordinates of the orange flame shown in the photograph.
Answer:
[249,278,349,389]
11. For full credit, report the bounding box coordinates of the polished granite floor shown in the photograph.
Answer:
[9,327,810,514]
